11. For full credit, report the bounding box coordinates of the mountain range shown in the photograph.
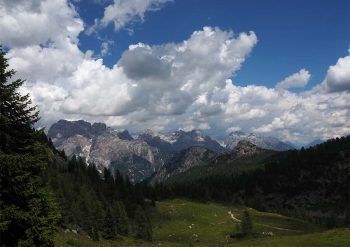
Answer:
[48,120,225,182]
[48,120,295,183]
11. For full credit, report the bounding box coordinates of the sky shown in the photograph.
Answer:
[1,0,350,144]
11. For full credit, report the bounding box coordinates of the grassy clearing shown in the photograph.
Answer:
[149,199,324,246]
[55,199,349,246]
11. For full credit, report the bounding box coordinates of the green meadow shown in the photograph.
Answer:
[55,199,350,246]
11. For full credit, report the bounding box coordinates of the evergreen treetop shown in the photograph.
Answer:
[0,46,60,246]
[0,46,39,153]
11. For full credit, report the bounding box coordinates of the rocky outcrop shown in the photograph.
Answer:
[231,140,263,158]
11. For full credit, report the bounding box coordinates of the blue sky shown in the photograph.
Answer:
[76,0,350,91]
[1,0,350,144]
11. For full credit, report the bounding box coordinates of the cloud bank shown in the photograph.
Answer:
[1,0,350,145]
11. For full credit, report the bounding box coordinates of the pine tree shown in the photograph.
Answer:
[91,225,100,241]
[101,208,117,240]
[0,47,60,246]
[115,201,129,235]
[0,145,61,246]
[0,46,39,153]
[134,206,152,241]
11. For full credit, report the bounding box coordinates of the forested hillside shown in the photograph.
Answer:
[45,150,153,241]
[0,47,152,245]
[158,137,350,227]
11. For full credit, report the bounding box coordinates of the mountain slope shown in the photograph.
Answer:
[303,139,324,148]
[138,129,225,153]
[149,146,217,184]
[225,131,293,151]
[164,140,275,185]
[48,120,224,183]
[163,136,350,224]
[48,120,165,183]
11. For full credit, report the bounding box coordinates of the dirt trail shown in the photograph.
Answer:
[228,211,241,222]
[257,223,303,232]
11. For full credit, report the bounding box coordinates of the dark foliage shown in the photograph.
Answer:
[0,47,39,154]
[0,46,60,246]
[153,136,350,227]
[134,205,152,241]
[45,154,152,241]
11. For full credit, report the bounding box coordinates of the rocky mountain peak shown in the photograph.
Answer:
[48,120,108,140]
[47,120,166,183]
[143,129,160,137]
[229,130,246,136]
[91,122,107,135]
[116,129,133,140]
[232,140,261,157]
[48,120,94,146]
[139,129,225,153]
[225,130,293,151]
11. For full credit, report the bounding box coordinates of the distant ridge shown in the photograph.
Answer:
[48,120,224,182]
[225,131,294,151]
[138,129,225,153]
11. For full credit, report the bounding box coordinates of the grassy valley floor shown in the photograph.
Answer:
[55,199,350,246]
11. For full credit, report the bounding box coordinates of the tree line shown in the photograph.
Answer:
[0,47,152,246]
[151,136,350,228]
[45,150,153,242]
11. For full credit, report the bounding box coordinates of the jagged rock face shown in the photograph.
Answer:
[48,120,225,183]
[138,129,225,153]
[138,129,173,154]
[150,146,216,184]
[89,132,163,183]
[91,123,107,136]
[48,120,164,183]
[225,131,293,151]
[116,129,134,141]
[231,140,262,158]
[58,135,92,162]
[48,120,99,146]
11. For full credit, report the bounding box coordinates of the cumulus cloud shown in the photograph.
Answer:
[322,49,350,92]
[118,44,171,80]
[0,0,82,47]
[254,91,350,143]
[3,0,350,145]
[275,69,311,91]
[101,0,172,30]
[58,26,258,119]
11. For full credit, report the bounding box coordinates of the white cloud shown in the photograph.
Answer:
[0,0,83,47]
[58,26,257,119]
[275,69,311,91]
[3,0,350,146]
[101,0,172,30]
[322,49,350,92]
